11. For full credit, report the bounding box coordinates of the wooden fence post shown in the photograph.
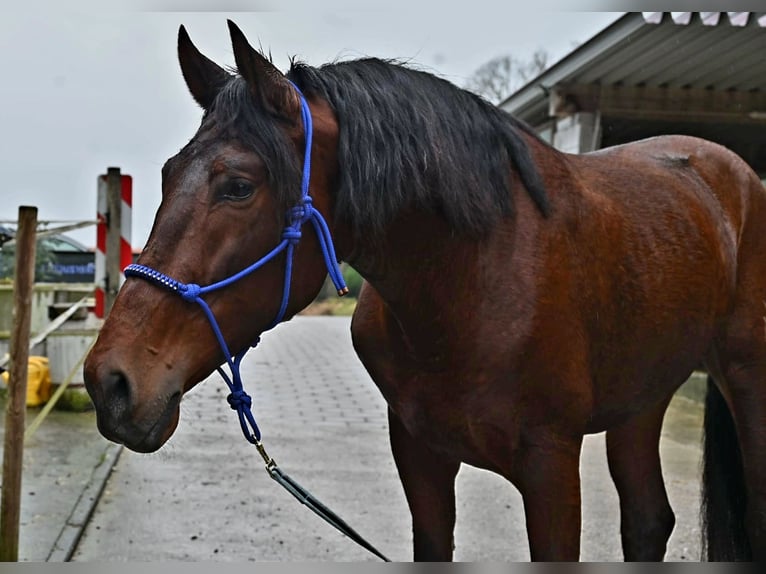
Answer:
[0,205,38,561]
[105,167,123,316]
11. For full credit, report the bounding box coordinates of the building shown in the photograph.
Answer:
[499,12,766,179]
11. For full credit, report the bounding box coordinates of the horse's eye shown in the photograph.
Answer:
[221,179,256,201]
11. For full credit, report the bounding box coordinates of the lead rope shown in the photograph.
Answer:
[124,82,389,562]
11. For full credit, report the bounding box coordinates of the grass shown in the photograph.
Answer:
[54,387,94,412]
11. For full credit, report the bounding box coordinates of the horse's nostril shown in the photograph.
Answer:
[102,370,132,418]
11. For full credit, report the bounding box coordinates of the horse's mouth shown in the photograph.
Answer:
[96,392,182,453]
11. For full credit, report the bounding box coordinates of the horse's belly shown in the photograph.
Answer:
[583,315,717,432]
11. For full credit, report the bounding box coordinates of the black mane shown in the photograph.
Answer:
[289,58,549,238]
[210,57,549,239]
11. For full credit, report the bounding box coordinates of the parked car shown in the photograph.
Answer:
[0,224,95,283]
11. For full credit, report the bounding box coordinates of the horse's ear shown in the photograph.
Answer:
[178,25,230,110]
[227,20,298,119]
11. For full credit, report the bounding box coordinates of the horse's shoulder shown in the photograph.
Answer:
[350,281,391,353]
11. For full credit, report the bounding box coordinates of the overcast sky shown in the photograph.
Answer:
[0,8,622,248]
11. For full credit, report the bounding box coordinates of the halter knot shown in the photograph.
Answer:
[288,206,306,223]
[227,389,252,411]
[282,228,302,245]
[179,283,202,302]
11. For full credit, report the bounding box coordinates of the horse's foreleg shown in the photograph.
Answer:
[515,435,583,561]
[606,397,675,561]
[388,408,461,561]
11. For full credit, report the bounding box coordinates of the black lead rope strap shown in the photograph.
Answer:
[267,464,391,562]
[253,439,391,562]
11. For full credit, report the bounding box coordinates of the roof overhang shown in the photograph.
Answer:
[500,12,766,127]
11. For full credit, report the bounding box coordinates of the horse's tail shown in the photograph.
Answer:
[700,375,751,560]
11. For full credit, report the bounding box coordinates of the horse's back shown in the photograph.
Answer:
[579,134,757,229]
[570,134,763,307]
[579,134,766,314]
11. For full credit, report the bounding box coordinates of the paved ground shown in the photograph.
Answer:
[2,316,705,562]
[0,400,119,561]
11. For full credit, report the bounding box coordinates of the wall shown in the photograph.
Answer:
[552,112,601,154]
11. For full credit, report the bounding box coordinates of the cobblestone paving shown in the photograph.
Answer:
[69,316,704,562]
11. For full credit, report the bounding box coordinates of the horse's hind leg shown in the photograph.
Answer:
[729,377,766,561]
[388,408,461,561]
[707,218,766,560]
[606,396,675,561]
[707,361,766,561]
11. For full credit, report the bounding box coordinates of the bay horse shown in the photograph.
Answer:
[83,21,766,561]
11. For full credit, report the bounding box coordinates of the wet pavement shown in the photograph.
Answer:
[2,316,705,562]
[0,401,118,561]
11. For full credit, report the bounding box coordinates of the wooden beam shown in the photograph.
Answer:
[551,84,766,124]
[1,220,97,248]
[105,167,122,316]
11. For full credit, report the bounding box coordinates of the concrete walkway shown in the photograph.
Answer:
[3,316,705,561]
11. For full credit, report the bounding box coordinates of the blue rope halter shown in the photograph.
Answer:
[123,82,347,443]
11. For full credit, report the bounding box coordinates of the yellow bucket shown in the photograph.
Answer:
[1,356,53,407]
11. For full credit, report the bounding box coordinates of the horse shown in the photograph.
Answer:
[83,21,766,562]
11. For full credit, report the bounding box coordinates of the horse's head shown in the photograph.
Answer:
[83,22,341,452]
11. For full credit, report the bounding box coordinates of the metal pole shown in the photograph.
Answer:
[105,167,122,316]
[0,205,38,561]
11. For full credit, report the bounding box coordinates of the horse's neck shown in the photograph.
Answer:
[346,210,488,357]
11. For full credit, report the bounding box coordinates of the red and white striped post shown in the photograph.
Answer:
[95,167,132,318]
[95,179,107,318]
[120,174,133,277]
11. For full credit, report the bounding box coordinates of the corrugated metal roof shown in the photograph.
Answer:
[643,12,766,27]
[583,13,765,90]
[500,12,766,120]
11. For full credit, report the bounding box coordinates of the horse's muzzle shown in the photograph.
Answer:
[84,362,181,453]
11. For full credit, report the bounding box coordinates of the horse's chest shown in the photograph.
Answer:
[373,363,522,471]
[351,299,525,471]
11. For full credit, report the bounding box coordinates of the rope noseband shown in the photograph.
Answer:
[123,83,389,561]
